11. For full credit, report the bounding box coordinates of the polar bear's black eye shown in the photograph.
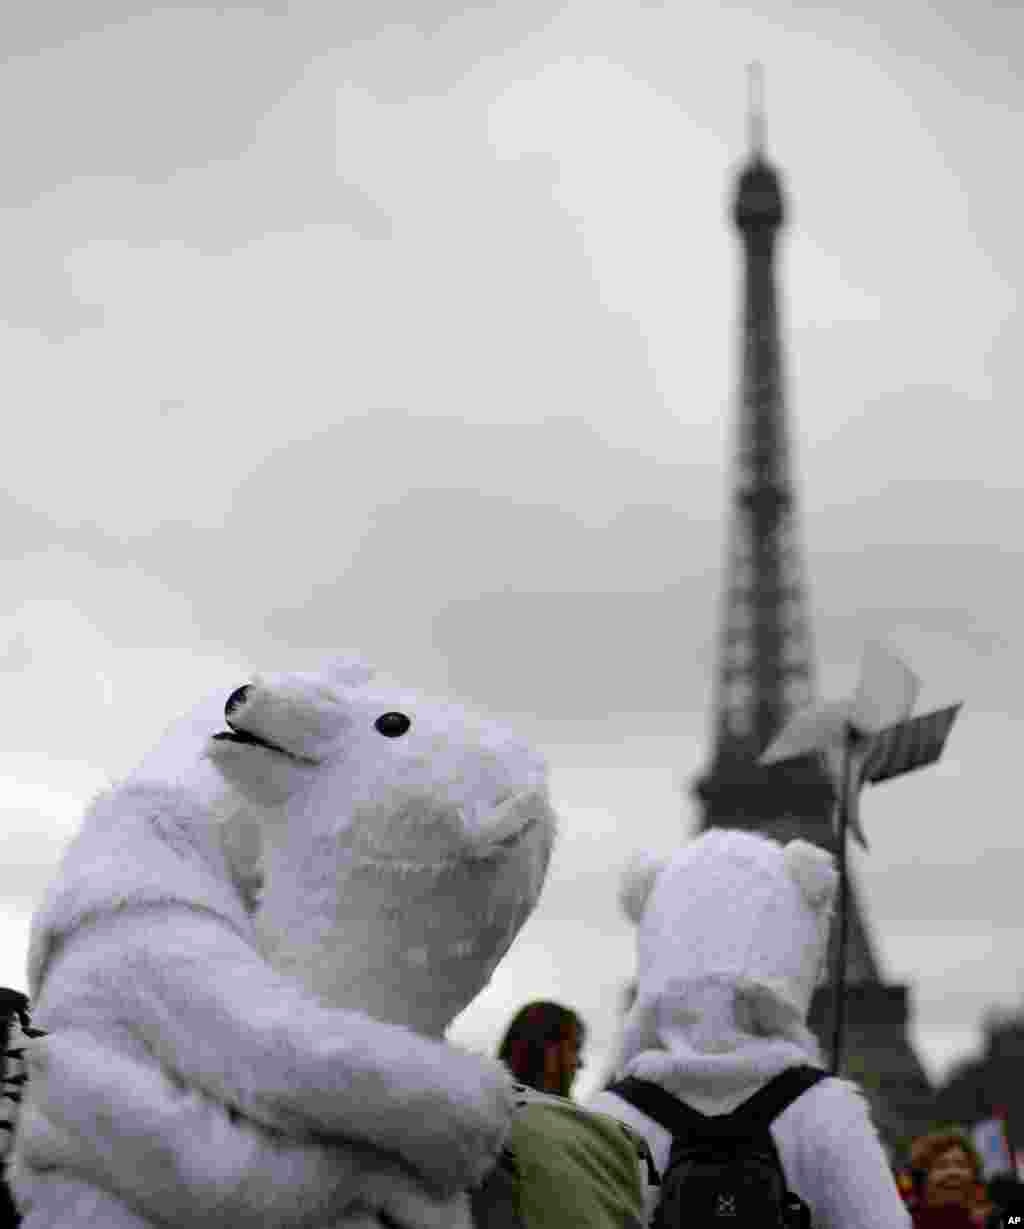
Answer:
[374,712,411,738]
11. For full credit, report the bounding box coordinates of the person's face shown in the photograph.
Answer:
[543,1021,582,1097]
[924,1146,977,1209]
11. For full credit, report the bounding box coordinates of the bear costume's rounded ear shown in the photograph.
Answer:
[782,839,838,912]
[619,851,667,925]
[323,656,375,688]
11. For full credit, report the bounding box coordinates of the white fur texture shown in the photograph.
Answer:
[12,657,556,1229]
[208,660,558,1039]
[614,828,838,1115]
[13,781,502,1229]
[783,838,839,911]
[618,851,666,926]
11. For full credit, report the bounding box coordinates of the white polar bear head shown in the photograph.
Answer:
[206,656,558,1038]
[616,830,838,1067]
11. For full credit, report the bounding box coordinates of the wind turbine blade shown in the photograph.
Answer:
[850,641,921,735]
[860,704,962,785]
[760,698,853,766]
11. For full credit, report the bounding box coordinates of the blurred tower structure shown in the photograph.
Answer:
[933,1007,1024,1161]
[686,66,934,1153]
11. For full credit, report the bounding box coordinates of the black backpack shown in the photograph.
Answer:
[608,1065,826,1229]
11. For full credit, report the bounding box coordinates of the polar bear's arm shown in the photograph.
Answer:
[14,1030,472,1229]
[41,905,511,1195]
[12,1170,158,1229]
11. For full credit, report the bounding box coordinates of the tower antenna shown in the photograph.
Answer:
[747,61,765,157]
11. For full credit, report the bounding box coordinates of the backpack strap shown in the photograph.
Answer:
[608,1066,827,1151]
[723,1066,828,1134]
[608,1076,710,1139]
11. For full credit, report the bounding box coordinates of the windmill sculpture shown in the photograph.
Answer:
[760,641,962,1075]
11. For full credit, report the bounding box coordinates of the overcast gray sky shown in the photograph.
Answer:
[0,0,1020,1096]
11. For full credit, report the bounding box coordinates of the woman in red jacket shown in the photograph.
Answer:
[909,1130,989,1228]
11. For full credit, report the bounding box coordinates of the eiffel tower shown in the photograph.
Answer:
[690,66,934,1155]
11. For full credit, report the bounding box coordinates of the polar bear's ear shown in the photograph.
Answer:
[323,656,375,688]
[783,839,838,912]
[619,851,667,924]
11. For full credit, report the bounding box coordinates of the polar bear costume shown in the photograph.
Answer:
[210,659,556,1043]
[9,658,557,1229]
[587,829,910,1229]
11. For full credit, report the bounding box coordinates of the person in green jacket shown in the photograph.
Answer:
[498,1001,586,1098]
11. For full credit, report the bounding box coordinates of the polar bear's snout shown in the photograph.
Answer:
[211,684,300,760]
[208,673,354,772]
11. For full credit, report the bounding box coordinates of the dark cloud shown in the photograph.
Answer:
[1,3,520,200]
[432,586,716,721]
[38,409,715,656]
[779,0,1022,101]
[0,1,556,213]
[0,491,61,562]
[0,2,562,331]
[0,222,106,337]
[0,8,303,202]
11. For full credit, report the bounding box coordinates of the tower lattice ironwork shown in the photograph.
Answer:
[694,65,833,842]
[688,66,935,1154]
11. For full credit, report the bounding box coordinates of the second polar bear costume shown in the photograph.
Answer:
[587,828,911,1229]
[10,658,557,1229]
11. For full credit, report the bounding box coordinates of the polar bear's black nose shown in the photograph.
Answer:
[225,685,253,723]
